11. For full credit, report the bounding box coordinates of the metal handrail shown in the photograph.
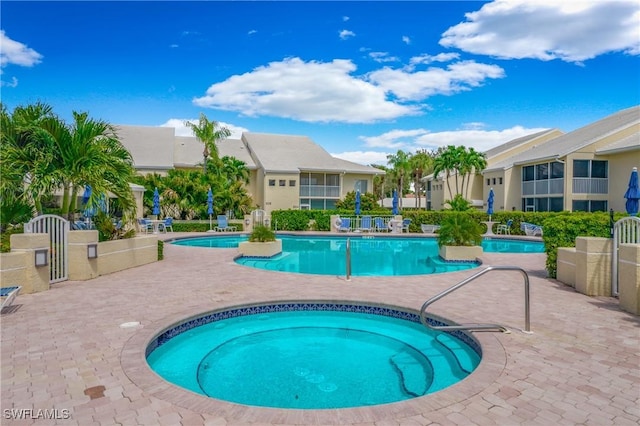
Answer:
[420,266,531,333]
[345,238,352,281]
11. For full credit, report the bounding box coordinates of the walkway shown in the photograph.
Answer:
[1,232,638,425]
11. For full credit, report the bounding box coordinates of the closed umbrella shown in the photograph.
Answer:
[392,189,399,215]
[624,167,639,216]
[355,190,361,216]
[81,185,95,228]
[152,187,160,216]
[487,187,495,222]
[207,188,214,232]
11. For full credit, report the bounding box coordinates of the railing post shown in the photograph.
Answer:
[345,238,351,281]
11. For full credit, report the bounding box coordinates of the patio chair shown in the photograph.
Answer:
[215,215,237,232]
[496,219,513,235]
[373,217,388,232]
[358,216,372,232]
[137,218,152,233]
[421,224,440,234]
[336,217,351,232]
[401,218,412,233]
[160,217,174,233]
[1,286,21,311]
[521,222,543,236]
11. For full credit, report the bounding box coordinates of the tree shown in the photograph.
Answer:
[386,150,412,209]
[220,156,250,184]
[184,113,231,173]
[409,149,435,209]
[459,147,487,197]
[371,164,389,207]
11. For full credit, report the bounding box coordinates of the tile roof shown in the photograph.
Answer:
[242,132,382,174]
[487,105,640,171]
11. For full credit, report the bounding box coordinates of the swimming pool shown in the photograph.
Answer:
[171,234,543,276]
[146,302,481,409]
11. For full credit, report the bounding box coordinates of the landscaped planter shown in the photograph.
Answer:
[439,245,483,261]
[238,239,282,258]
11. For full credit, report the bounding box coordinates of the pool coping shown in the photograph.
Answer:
[121,299,506,425]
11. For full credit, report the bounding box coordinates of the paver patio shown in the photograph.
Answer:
[1,232,638,425]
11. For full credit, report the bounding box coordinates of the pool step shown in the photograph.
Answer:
[389,351,433,397]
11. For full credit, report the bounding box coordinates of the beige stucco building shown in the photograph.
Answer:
[426,105,640,213]
[115,126,382,214]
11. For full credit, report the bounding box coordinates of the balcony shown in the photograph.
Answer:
[522,178,564,196]
[299,185,340,197]
[572,178,608,194]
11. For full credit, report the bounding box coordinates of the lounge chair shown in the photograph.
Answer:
[373,217,388,232]
[521,222,543,236]
[421,224,440,234]
[1,286,21,311]
[337,217,351,232]
[358,216,372,232]
[402,218,412,233]
[496,219,513,235]
[215,215,237,232]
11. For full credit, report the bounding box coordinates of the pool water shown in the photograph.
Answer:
[147,307,480,409]
[172,234,543,276]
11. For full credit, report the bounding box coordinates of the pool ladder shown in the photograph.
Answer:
[419,266,532,334]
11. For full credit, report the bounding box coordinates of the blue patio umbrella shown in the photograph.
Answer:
[82,185,96,219]
[207,188,214,231]
[487,187,495,222]
[624,167,639,216]
[392,189,399,215]
[355,190,361,216]
[152,187,160,216]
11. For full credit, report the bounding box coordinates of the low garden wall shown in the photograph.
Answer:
[0,232,158,295]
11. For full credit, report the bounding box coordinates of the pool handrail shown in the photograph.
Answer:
[419,265,531,333]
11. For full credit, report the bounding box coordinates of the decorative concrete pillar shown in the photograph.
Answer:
[244,214,253,233]
[618,244,640,315]
[330,215,340,233]
[575,237,612,297]
[68,230,99,281]
[557,247,577,288]
[9,233,50,294]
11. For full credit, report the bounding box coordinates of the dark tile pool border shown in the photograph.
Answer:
[122,299,506,425]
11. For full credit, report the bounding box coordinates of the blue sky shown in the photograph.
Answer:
[2,0,639,166]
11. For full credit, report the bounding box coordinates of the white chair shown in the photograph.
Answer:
[138,218,152,233]
[402,219,412,233]
[161,217,174,233]
[496,219,513,235]
[1,286,21,310]
[421,224,440,234]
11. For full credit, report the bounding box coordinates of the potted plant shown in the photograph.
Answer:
[437,212,484,261]
[238,225,282,257]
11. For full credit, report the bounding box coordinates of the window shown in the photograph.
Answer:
[535,198,548,212]
[279,180,286,187]
[499,177,503,185]
[268,179,276,186]
[354,180,368,193]
[573,160,589,178]
[523,166,535,181]
[536,164,549,180]
[591,161,607,178]
[487,178,490,186]
[549,197,564,212]
[551,162,564,179]
[492,178,496,185]
[572,200,607,212]
[289,180,296,187]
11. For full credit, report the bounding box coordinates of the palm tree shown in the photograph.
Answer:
[184,113,231,173]
[371,164,389,207]
[410,149,435,209]
[221,156,250,184]
[461,147,487,196]
[386,150,412,209]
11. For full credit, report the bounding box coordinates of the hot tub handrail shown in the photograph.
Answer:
[419,265,531,333]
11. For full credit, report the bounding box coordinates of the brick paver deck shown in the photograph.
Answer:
[1,232,638,425]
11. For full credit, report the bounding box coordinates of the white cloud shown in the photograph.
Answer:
[402,36,411,45]
[414,126,549,152]
[193,57,418,123]
[342,16,350,22]
[339,30,355,40]
[248,30,257,36]
[440,0,640,62]
[331,151,391,166]
[368,60,505,101]
[358,125,548,154]
[0,31,42,68]
[409,53,460,65]
[0,76,18,88]
[369,51,400,63]
[160,118,248,139]
[360,129,430,149]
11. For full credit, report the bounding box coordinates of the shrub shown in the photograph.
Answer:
[249,225,276,242]
[157,240,164,260]
[436,213,483,247]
